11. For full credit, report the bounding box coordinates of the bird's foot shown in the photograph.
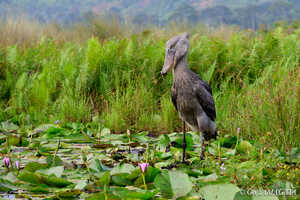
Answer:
[181,160,190,165]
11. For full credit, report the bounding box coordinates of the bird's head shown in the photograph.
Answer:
[161,32,190,76]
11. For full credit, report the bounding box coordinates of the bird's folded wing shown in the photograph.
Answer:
[194,81,216,121]
[171,87,178,111]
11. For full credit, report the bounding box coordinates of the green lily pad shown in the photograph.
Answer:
[38,166,64,177]
[110,163,135,175]
[199,184,240,200]
[56,189,81,199]
[74,180,88,190]
[95,171,111,187]
[40,175,72,188]
[89,158,110,174]
[111,173,133,186]
[111,187,156,200]
[237,140,255,155]
[0,121,19,132]
[28,184,50,194]
[18,170,41,184]
[0,178,17,192]
[157,134,170,152]
[24,162,48,172]
[134,166,161,185]
[154,170,193,199]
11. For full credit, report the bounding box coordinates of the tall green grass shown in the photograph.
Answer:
[0,20,299,150]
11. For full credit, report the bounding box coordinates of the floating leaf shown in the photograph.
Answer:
[96,171,111,187]
[89,158,110,174]
[24,162,48,172]
[0,121,18,132]
[28,185,50,194]
[18,171,41,184]
[101,128,111,136]
[31,124,56,136]
[86,192,106,200]
[111,173,133,186]
[40,175,72,188]
[237,141,254,155]
[110,163,135,175]
[111,187,156,200]
[6,135,23,147]
[0,178,17,192]
[46,155,64,166]
[44,127,66,138]
[219,136,237,148]
[134,166,161,185]
[172,133,193,149]
[154,170,193,199]
[41,166,64,177]
[74,180,88,190]
[199,184,240,200]
[56,189,81,199]
[157,134,170,152]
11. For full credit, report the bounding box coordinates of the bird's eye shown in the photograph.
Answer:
[168,49,175,54]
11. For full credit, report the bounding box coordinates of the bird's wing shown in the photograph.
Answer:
[194,80,216,121]
[171,87,178,111]
[199,79,213,95]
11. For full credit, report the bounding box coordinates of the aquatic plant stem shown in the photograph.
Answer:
[142,173,147,190]
[52,138,60,166]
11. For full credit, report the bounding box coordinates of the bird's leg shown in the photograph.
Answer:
[200,132,205,160]
[182,121,186,163]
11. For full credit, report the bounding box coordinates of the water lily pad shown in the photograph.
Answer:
[39,166,65,177]
[112,173,133,186]
[31,124,56,136]
[134,166,161,185]
[46,155,64,166]
[237,141,254,155]
[6,135,22,147]
[95,171,111,187]
[157,134,170,152]
[18,170,41,184]
[86,192,120,200]
[154,170,193,199]
[74,180,88,190]
[110,163,135,175]
[89,158,110,174]
[40,175,72,188]
[101,128,111,136]
[111,187,156,200]
[24,162,48,172]
[219,136,237,148]
[28,185,50,194]
[0,121,18,132]
[199,184,240,200]
[56,189,81,199]
[0,178,17,192]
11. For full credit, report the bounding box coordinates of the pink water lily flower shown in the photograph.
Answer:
[138,163,149,173]
[3,157,10,168]
[15,160,20,169]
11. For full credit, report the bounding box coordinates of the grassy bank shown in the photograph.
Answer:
[0,19,299,151]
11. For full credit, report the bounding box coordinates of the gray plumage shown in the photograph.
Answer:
[161,33,217,161]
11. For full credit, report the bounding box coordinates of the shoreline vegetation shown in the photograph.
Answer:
[0,17,299,200]
[0,17,299,152]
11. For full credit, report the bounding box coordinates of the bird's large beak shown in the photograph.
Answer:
[161,55,176,76]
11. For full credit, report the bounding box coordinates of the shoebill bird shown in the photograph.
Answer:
[161,33,217,162]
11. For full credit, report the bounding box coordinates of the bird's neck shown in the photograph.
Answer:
[172,57,188,81]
